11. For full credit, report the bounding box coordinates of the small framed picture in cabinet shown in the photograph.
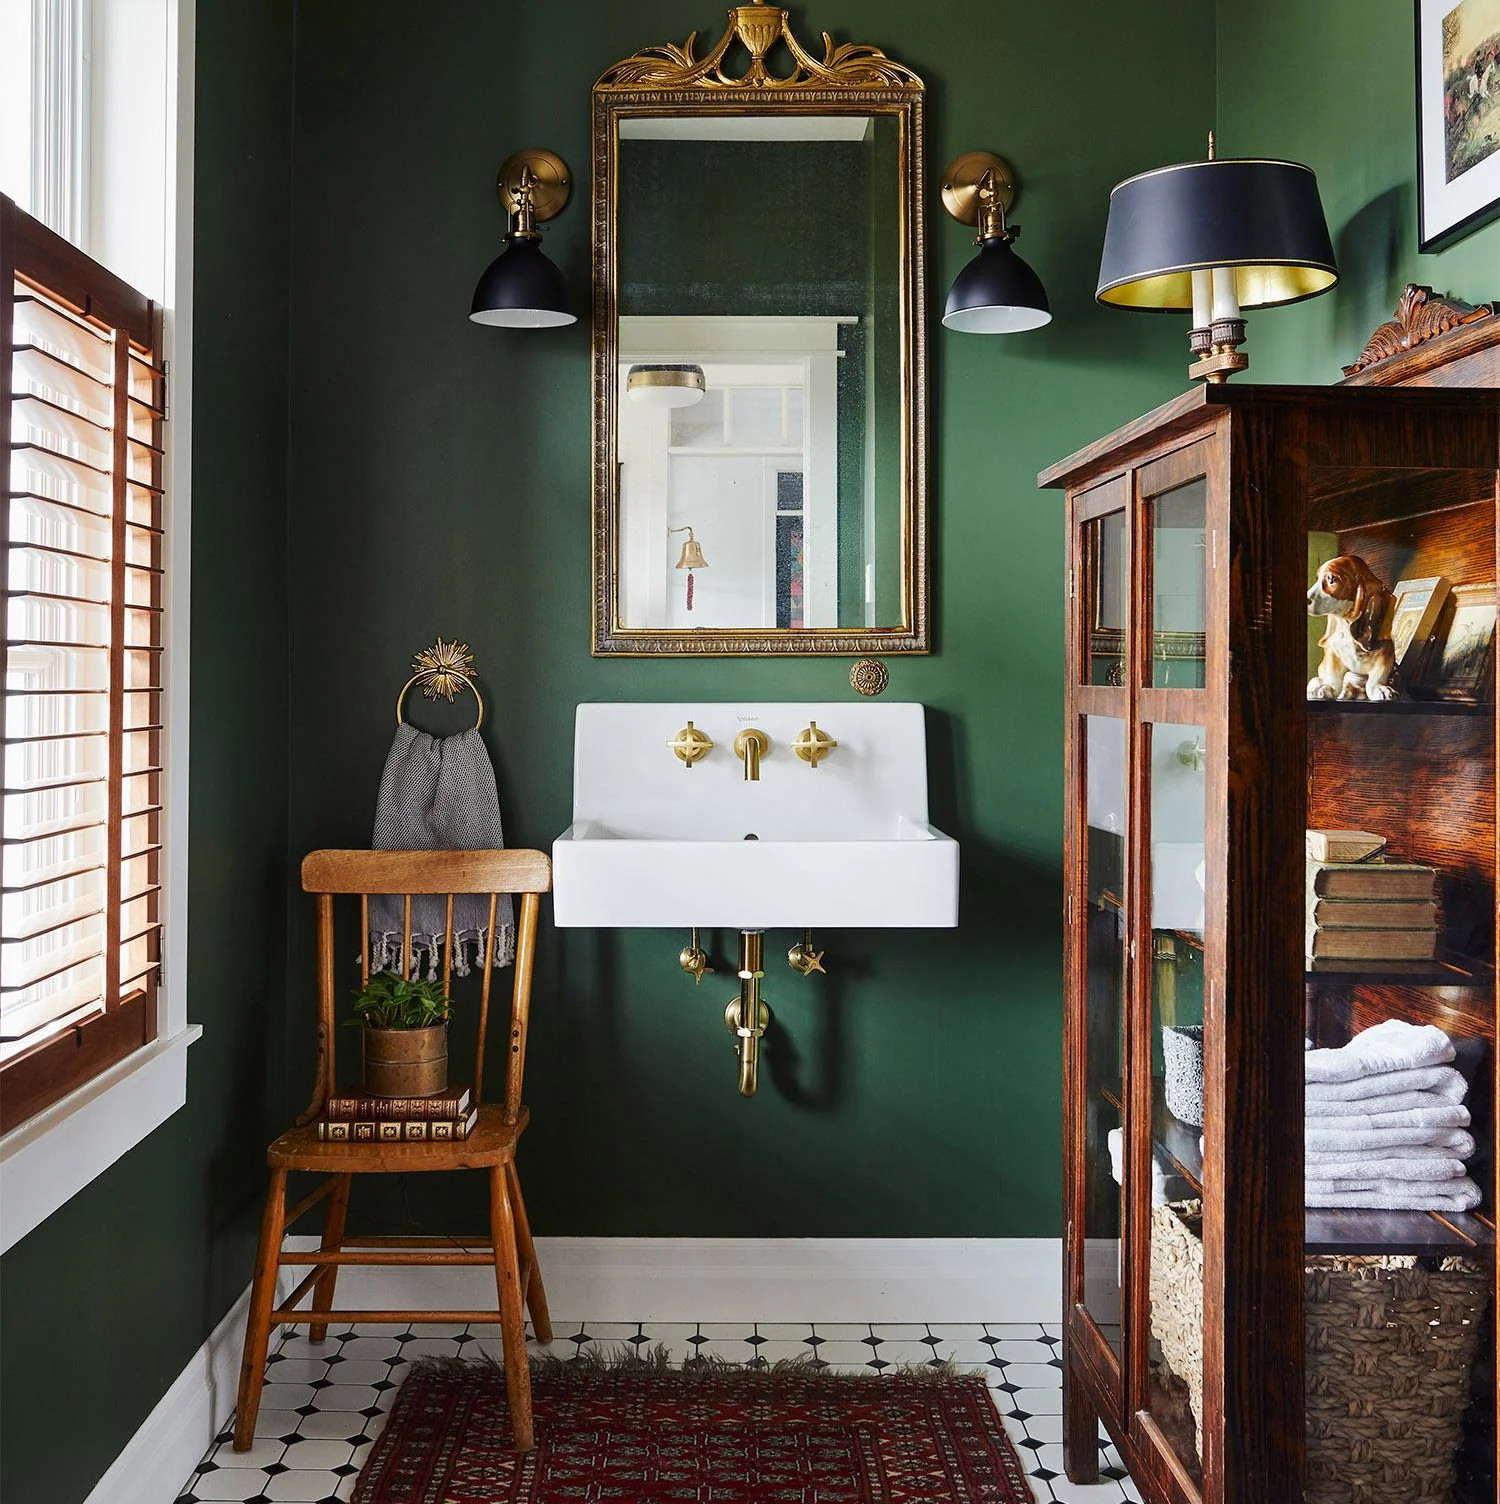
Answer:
[1389,574,1451,685]
[1413,582,1497,702]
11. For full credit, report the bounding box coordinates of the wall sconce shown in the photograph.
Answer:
[1096,133,1338,382]
[469,149,576,329]
[668,524,707,612]
[940,151,1051,334]
[627,363,707,408]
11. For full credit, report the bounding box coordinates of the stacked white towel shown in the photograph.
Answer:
[1305,1020,1479,1212]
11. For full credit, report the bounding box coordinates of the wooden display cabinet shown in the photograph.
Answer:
[1039,293,1498,1504]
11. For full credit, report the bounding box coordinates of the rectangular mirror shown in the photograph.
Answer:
[592,6,927,654]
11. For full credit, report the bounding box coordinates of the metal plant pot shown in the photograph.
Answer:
[361,1024,449,1098]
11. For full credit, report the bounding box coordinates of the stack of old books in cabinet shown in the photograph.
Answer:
[1039,290,1498,1504]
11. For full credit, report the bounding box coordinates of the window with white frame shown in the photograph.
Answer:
[0,0,182,1143]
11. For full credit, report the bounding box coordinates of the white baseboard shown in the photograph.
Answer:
[86,1238,1059,1504]
[278,1236,1062,1326]
[84,1271,269,1504]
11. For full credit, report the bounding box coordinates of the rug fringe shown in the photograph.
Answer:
[408,1345,978,1386]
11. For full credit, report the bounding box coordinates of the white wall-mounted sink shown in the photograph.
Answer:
[552,702,959,929]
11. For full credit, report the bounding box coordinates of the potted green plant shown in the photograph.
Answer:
[345,971,451,1097]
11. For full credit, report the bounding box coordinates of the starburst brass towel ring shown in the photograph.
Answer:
[394,637,484,731]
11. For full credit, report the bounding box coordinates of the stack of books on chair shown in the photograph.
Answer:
[317,1085,477,1141]
[1306,829,1439,964]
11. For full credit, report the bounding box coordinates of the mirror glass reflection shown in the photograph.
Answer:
[614,114,904,632]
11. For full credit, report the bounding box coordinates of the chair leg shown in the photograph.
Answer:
[505,1159,551,1344]
[309,1174,351,1344]
[235,1166,288,1451]
[488,1164,534,1451]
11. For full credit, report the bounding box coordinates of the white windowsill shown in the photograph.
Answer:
[0,1024,201,1254]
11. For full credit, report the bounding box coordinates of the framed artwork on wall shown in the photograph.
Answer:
[1416,0,1500,250]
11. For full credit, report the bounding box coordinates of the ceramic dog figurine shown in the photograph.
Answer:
[1307,553,1398,701]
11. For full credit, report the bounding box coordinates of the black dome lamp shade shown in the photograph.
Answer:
[1096,132,1337,381]
[469,149,577,330]
[940,151,1052,335]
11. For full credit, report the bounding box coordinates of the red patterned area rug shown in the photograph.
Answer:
[352,1355,1036,1503]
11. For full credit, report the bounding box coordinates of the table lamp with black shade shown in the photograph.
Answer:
[1096,134,1338,383]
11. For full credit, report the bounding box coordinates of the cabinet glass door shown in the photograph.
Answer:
[1084,508,1128,686]
[1150,480,1207,689]
[1073,478,1133,1369]
[1082,711,1128,1352]
[1143,719,1208,1480]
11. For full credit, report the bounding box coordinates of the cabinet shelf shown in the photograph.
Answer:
[1100,1082,1494,1256]
[1306,698,1493,718]
[1305,951,1494,988]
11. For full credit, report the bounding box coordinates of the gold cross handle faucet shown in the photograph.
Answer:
[790,721,838,768]
[668,720,714,768]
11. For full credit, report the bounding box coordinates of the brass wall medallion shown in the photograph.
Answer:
[850,658,889,696]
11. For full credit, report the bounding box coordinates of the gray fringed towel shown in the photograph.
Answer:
[370,723,514,977]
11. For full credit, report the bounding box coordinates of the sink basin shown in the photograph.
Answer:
[552,702,959,929]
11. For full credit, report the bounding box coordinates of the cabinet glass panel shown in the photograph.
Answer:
[1082,712,1128,1352]
[1145,721,1208,1478]
[1150,480,1206,688]
[1303,465,1497,1504]
[1083,510,1126,685]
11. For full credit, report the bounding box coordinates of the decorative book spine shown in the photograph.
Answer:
[317,1112,475,1142]
[323,1090,470,1121]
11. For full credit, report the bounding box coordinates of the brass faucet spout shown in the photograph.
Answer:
[733,728,769,781]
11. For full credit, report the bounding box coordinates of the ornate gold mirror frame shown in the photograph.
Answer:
[591,2,928,655]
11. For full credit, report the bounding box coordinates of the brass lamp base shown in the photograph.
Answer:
[1187,318,1249,384]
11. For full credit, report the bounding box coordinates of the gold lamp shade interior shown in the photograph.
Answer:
[670,525,708,570]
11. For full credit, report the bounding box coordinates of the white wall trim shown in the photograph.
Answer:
[83,1264,292,1504]
[279,1235,1062,1326]
[0,1025,201,1252]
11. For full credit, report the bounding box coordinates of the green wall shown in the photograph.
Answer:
[1216,0,1500,383]
[0,5,295,1502]
[282,0,1212,1241]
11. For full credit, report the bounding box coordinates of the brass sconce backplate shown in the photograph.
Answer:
[941,151,1017,226]
[497,149,572,222]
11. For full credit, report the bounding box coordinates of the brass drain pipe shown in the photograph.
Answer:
[724,930,770,1097]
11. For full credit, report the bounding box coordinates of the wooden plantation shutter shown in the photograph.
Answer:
[0,196,165,1132]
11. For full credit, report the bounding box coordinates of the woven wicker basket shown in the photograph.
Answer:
[1149,1199,1490,1503]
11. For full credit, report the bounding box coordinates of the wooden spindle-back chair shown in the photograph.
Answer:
[234,849,552,1453]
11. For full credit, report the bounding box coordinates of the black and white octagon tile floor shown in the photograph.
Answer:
[175,1320,1143,1504]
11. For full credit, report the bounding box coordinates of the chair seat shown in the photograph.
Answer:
[268,1103,529,1172]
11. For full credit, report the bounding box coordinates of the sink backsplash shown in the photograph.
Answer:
[570,702,934,842]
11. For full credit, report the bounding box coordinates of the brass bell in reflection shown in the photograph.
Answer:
[670,525,708,571]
